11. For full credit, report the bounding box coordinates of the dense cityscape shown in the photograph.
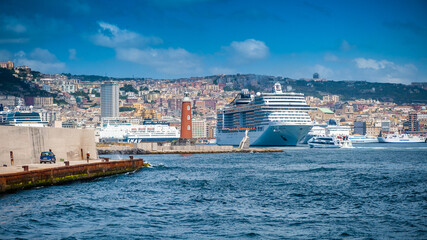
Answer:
[1,60,426,140]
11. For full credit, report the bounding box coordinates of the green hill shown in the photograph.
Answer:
[0,68,52,97]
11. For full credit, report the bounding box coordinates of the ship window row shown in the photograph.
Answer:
[256,96,304,100]
[265,101,305,103]
[271,120,312,123]
[270,116,311,119]
[268,114,309,117]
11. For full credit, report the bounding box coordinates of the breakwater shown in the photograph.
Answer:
[0,159,147,193]
[97,145,283,155]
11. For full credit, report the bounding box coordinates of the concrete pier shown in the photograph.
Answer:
[0,159,148,194]
[97,144,284,155]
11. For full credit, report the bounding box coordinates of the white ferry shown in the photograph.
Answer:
[349,135,378,143]
[99,119,179,143]
[216,82,314,146]
[378,133,426,143]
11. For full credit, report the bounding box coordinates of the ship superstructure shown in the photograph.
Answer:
[0,102,47,127]
[216,82,314,146]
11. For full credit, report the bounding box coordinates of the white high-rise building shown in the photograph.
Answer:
[101,82,119,118]
[192,119,207,138]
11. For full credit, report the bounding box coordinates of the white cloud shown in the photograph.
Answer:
[92,21,162,48]
[324,52,338,62]
[226,39,269,63]
[29,48,58,62]
[3,16,27,33]
[209,67,236,75]
[68,49,77,60]
[394,63,417,74]
[13,48,65,73]
[116,47,202,75]
[0,38,29,44]
[354,58,393,70]
[354,58,417,73]
[312,64,333,78]
[340,40,355,51]
[92,21,203,76]
[353,57,418,83]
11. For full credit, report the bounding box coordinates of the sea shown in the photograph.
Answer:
[1,143,426,239]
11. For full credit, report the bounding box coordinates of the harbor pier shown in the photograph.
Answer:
[0,158,148,194]
[97,142,284,155]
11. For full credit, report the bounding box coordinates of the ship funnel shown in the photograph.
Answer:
[273,82,283,93]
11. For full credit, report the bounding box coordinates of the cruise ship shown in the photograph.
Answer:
[216,82,314,146]
[99,119,179,143]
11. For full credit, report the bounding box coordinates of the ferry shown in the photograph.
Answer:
[0,103,48,127]
[216,82,314,146]
[349,135,378,143]
[99,119,179,143]
[378,133,426,143]
[308,135,353,148]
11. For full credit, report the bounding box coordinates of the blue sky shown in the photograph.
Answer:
[0,0,426,83]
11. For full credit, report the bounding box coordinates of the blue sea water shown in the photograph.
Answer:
[1,143,427,239]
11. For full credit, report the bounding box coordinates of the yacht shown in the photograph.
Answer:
[308,135,353,148]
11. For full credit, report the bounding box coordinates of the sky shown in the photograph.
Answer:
[0,0,426,83]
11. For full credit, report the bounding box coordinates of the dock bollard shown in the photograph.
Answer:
[22,166,29,171]
[130,156,134,160]
[64,161,69,166]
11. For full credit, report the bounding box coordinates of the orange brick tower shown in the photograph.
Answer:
[180,92,192,139]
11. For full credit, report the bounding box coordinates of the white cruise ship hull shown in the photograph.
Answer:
[217,124,312,146]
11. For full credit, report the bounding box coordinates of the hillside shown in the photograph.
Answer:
[0,68,52,97]
[7,71,427,104]
[206,74,427,104]
[282,79,427,104]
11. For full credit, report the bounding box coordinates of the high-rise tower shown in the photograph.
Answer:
[408,113,418,132]
[101,81,119,118]
[180,92,192,139]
